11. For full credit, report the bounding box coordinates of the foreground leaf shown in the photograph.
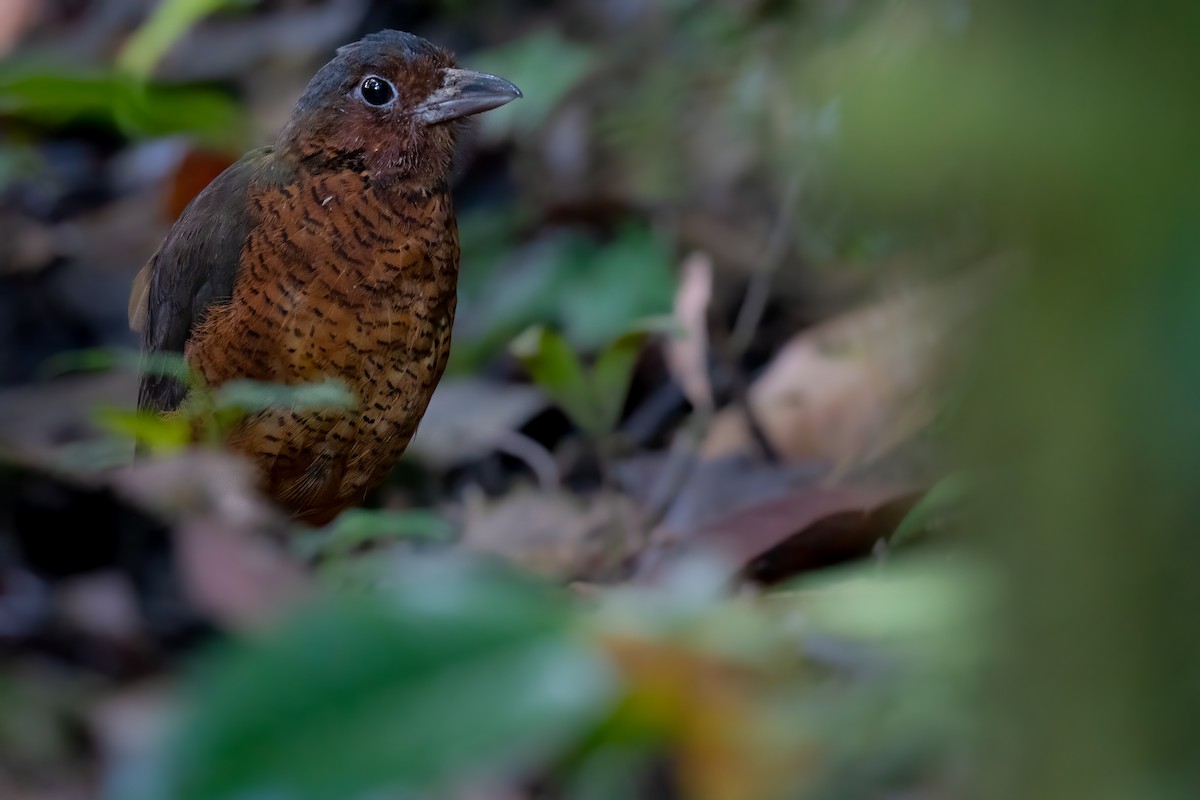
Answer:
[212,377,358,415]
[511,326,602,434]
[94,407,190,453]
[168,559,615,800]
[298,508,454,560]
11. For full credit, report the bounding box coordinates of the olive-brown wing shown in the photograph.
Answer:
[129,147,287,412]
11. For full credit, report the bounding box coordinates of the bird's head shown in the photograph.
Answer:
[278,30,521,186]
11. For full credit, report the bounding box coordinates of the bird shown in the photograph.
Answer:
[127,30,521,525]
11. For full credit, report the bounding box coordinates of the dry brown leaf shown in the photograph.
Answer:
[165,149,236,220]
[602,634,812,800]
[458,486,640,579]
[739,490,923,586]
[111,450,311,630]
[617,452,827,535]
[665,251,715,411]
[638,484,916,584]
[56,574,142,641]
[173,520,310,632]
[702,272,984,473]
[0,0,38,55]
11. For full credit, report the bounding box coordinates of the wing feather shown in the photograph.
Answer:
[130,147,283,412]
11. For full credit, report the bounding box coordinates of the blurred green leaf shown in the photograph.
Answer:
[590,329,651,437]
[38,347,197,385]
[36,347,127,379]
[0,66,244,149]
[168,559,615,800]
[511,325,602,434]
[211,378,358,415]
[557,225,676,348]
[470,28,596,142]
[52,437,138,473]
[117,0,256,78]
[890,473,969,549]
[454,224,676,370]
[94,406,190,453]
[795,558,991,668]
[512,318,663,437]
[298,508,454,560]
[134,351,199,384]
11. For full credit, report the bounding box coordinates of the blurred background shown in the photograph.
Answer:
[2,0,1199,799]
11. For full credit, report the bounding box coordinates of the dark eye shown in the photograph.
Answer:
[359,75,396,107]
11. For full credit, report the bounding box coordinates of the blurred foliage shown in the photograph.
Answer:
[469,28,597,144]
[0,67,244,150]
[889,472,969,550]
[814,0,1200,798]
[165,558,617,800]
[295,508,453,562]
[145,552,982,800]
[0,0,249,155]
[454,222,677,371]
[511,320,673,440]
[52,349,357,457]
[117,0,256,79]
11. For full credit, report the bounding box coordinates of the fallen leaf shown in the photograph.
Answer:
[600,633,811,800]
[615,451,827,533]
[110,450,311,631]
[701,271,986,473]
[0,0,38,55]
[664,251,714,411]
[739,491,923,586]
[637,484,920,585]
[165,148,236,219]
[459,486,641,580]
[56,574,142,641]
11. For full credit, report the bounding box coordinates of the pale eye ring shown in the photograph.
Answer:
[358,75,397,107]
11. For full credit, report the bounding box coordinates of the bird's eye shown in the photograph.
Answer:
[358,76,396,107]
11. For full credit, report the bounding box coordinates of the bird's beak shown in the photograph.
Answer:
[415,68,522,125]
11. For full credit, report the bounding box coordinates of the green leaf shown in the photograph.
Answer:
[890,473,971,549]
[590,330,650,437]
[0,66,244,149]
[298,508,454,560]
[94,406,191,453]
[117,0,256,78]
[512,321,659,437]
[168,559,615,800]
[36,347,123,379]
[212,378,358,415]
[511,326,606,435]
[36,348,196,385]
[558,225,676,348]
[453,225,676,369]
[134,351,199,384]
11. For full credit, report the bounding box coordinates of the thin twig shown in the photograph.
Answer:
[492,430,560,491]
[718,176,803,463]
[637,412,709,533]
[727,176,802,360]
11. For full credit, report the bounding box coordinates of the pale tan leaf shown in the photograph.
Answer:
[702,271,985,472]
[665,251,715,411]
